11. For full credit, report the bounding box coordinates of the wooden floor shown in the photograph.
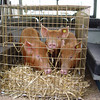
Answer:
[0,67,100,100]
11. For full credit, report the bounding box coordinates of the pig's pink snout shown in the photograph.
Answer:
[44,69,51,74]
[60,69,67,75]
[48,43,57,49]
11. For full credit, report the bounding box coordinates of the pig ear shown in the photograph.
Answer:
[74,42,82,52]
[41,24,48,37]
[24,41,33,54]
[60,26,69,38]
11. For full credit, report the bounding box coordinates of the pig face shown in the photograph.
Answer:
[41,24,69,50]
[61,42,81,74]
[23,40,51,74]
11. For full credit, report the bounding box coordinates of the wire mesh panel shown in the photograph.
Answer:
[0,5,90,99]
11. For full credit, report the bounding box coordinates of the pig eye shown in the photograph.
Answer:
[69,56,73,59]
[57,36,60,39]
[37,55,39,58]
[37,55,40,59]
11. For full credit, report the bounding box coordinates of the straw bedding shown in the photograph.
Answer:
[0,65,90,100]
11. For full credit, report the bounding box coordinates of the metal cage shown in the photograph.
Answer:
[0,5,90,99]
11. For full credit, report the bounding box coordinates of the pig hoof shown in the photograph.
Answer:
[60,70,67,75]
[45,69,51,74]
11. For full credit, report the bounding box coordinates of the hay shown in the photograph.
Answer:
[0,65,90,100]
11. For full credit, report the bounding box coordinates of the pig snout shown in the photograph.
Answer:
[60,69,67,75]
[60,65,67,75]
[60,62,68,75]
[48,43,57,49]
[44,68,51,74]
[44,63,51,74]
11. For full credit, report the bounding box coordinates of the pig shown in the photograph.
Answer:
[19,27,51,74]
[60,41,82,74]
[41,25,76,51]
[41,25,76,67]
[41,25,68,50]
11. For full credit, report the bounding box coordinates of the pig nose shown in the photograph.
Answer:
[60,69,67,75]
[45,69,51,74]
[48,43,56,49]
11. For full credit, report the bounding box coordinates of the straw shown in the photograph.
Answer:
[0,65,90,99]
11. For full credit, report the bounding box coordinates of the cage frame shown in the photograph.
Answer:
[0,4,90,99]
